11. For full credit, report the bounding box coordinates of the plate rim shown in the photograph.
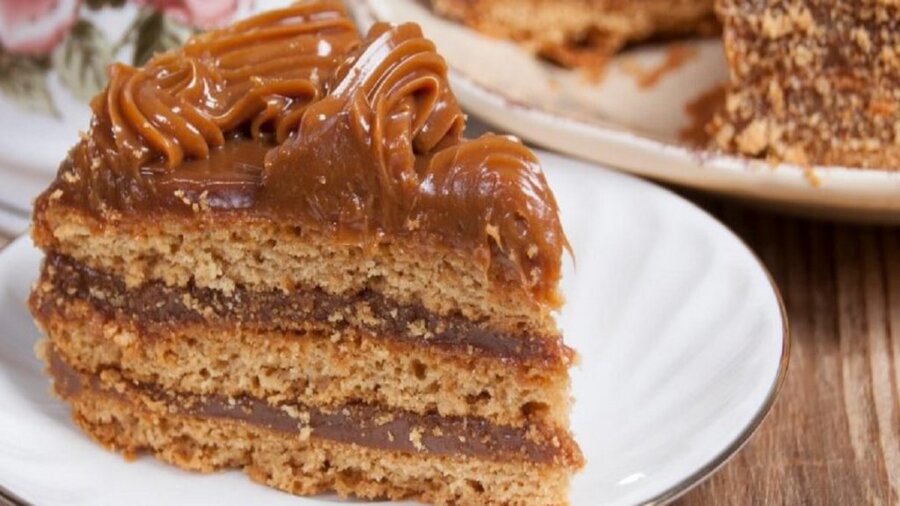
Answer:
[350,0,900,221]
[0,153,790,506]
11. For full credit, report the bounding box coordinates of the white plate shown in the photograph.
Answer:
[349,0,900,223]
[0,151,787,505]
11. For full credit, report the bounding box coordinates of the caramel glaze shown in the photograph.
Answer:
[36,1,569,302]
[103,1,360,168]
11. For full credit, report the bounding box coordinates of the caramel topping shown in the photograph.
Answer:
[99,1,358,168]
[39,2,569,302]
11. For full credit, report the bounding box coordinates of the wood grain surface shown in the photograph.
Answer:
[1,197,898,506]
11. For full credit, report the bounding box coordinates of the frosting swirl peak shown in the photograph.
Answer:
[97,0,359,168]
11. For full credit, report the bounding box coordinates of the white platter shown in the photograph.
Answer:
[0,150,787,505]
[350,0,900,223]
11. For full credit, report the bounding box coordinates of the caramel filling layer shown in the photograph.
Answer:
[36,254,572,366]
[47,349,580,466]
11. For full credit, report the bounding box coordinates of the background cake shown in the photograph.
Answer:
[29,1,583,505]
[431,0,900,169]
[430,0,718,69]
[709,0,900,168]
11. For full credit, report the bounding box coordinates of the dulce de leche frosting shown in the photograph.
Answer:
[39,0,569,299]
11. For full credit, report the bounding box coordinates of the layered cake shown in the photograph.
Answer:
[28,1,583,505]
[431,0,717,69]
[709,0,900,168]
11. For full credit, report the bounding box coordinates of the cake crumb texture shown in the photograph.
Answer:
[50,349,574,506]
[34,209,560,335]
[710,0,900,168]
[37,297,572,428]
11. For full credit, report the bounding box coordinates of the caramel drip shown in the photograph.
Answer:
[96,1,359,169]
[41,3,569,302]
[412,135,567,290]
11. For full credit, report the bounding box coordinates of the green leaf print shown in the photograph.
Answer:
[130,10,190,67]
[52,20,114,102]
[84,0,126,9]
[0,50,58,116]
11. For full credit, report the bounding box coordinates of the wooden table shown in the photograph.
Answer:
[1,195,897,505]
[676,197,900,505]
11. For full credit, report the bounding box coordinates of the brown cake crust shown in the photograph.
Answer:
[431,0,717,69]
[710,0,900,168]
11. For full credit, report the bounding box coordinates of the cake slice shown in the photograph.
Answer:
[29,1,583,505]
[709,0,900,168]
[431,0,717,69]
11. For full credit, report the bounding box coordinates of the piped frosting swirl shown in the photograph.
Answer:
[98,1,358,168]
[41,1,569,302]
